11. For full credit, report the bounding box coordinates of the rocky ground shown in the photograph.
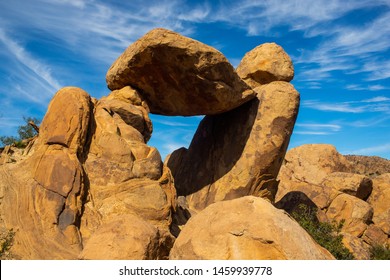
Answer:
[0,28,388,260]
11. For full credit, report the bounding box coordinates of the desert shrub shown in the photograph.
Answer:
[370,244,390,260]
[0,228,15,259]
[292,204,354,260]
[0,117,40,147]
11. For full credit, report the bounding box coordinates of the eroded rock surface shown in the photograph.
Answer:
[168,81,299,213]
[106,28,254,116]
[170,196,334,260]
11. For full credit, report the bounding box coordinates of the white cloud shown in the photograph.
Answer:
[0,28,62,94]
[347,143,390,156]
[303,96,390,113]
[294,123,342,135]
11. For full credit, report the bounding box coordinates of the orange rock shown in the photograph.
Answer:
[106,28,254,116]
[237,43,294,88]
[169,196,334,260]
[167,81,299,212]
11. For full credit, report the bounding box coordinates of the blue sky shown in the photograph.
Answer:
[0,0,389,160]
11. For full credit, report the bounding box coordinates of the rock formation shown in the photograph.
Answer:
[1,28,387,260]
[167,42,300,215]
[106,28,254,116]
[236,42,294,88]
[170,196,334,260]
[167,81,299,213]
[275,144,390,259]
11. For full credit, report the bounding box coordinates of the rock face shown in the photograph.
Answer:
[275,144,390,259]
[167,81,299,213]
[1,87,92,259]
[0,86,175,259]
[368,174,390,235]
[170,196,334,260]
[236,43,294,88]
[5,28,387,261]
[106,28,254,116]
[276,144,352,211]
[345,155,390,177]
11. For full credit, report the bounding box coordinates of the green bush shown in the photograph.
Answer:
[292,204,354,260]
[370,245,390,260]
[0,117,40,147]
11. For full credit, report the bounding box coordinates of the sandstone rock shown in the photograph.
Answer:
[39,87,92,156]
[80,214,174,260]
[326,194,373,237]
[345,155,390,177]
[167,81,299,212]
[106,28,254,116]
[276,144,351,211]
[0,87,94,259]
[169,196,334,260]
[362,224,388,246]
[342,233,370,260]
[237,43,294,88]
[85,91,162,185]
[368,174,390,234]
[321,172,373,200]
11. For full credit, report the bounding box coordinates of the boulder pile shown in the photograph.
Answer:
[0,28,388,260]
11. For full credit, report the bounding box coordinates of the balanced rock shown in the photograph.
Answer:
[169,196,334,260]
[167,81,300,212]
[236,43,294,88]
[106,28,254,116]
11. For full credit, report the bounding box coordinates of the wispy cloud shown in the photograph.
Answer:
[294,123,342,135]
[346,143,390,156]
[303,96,390,113]
[0,28,62,95]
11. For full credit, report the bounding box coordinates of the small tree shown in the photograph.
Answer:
[0,117,41,147]
[17,117,40,140]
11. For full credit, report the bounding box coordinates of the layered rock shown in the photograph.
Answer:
[106,28,254,116]
[80,88,175,259]
[1,87,92,259]
[170,196,334,260]
[275,144,390,259]
[167,81,299,213]
[236,43,294,88]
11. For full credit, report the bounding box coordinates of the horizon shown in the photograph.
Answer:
[0,0,389,160]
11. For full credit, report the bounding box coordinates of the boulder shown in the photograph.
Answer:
[342,233,370,260]
[80,214,174,260]
[368,174,390,234]
[167,81,299,212]
[106,28,254,116]
[362,224,388,246]
[321,172,373,200]
[169,196,334,260]
[326,194,373,237]
[85,89,161,185]
[276,144,351,210]
[39,87,92,156]
[237,43,294,88]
